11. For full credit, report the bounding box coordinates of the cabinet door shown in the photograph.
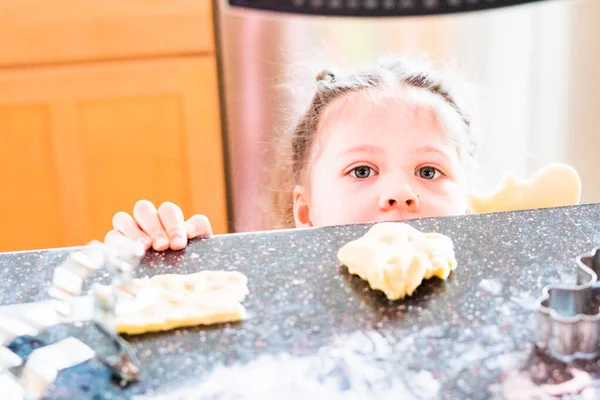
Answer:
[0,56,228,252]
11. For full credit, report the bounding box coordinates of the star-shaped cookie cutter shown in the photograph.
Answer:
[0,237,145,399]
[535,247,600,362]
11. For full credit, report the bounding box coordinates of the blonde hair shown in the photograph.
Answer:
[267,56,478,230]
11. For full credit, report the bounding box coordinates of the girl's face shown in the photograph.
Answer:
[293,89,471,228]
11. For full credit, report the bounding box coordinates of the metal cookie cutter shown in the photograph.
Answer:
[0,237,146,399]
[535,247,600,362]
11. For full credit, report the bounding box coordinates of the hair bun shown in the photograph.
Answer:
[316,70,336,84]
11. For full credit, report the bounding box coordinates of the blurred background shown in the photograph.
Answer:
[216,0,600,232]
[1,0,598,252]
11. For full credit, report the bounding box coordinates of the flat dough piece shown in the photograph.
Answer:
[337,222,457,301]
[468,163,581,214]
[112,271,249,335]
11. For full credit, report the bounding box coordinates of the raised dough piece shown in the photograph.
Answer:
[114,270,249,335]
[337,222,457,301]
[468,163,581,214]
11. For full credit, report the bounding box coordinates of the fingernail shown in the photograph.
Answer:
[154,237,169,249]
[171,235,186,248]
[139,237,152,247]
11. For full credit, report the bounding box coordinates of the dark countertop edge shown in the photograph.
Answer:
[2,203,598,257]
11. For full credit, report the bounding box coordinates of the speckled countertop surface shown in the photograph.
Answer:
[2,205,600,399]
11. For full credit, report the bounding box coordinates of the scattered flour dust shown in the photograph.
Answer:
[133,331,440,400]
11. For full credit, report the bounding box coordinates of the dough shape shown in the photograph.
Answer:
[112,271,249,335]
[337,222,457,301]
[468,163,581,214]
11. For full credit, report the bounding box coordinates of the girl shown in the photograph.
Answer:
[105,56,478,252]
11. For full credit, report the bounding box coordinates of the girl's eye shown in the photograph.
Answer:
[417,166,442,180]
[350,166,375,179]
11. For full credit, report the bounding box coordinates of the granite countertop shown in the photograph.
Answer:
[2,204,600,399]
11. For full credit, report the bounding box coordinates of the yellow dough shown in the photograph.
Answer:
[468,163,582,214]
[337,222,457,301]
[108,271,249,335]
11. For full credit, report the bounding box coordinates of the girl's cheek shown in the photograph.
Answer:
[418,179,449,194]
[431,178,463,193]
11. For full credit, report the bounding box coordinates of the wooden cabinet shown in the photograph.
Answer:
[0,2,227,252]
[0,0,215,66]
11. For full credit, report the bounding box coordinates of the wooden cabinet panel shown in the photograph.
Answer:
[0,56,227,252]
[0,0,214,67]
[0,105,62,251]
[80,95,193,241]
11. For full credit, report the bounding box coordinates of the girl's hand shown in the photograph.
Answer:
[104,200,213,251]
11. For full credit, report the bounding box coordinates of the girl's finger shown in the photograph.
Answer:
[157,202,187,250]
[112,211,152,248]
[105,229,153,251]
[133,200,169,251]
[185,214,213,239]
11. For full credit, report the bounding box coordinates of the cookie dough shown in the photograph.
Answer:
[468,163,581,214]
[337,222,457,300]
[108,271,249,335]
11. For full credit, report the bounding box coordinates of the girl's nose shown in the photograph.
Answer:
[378,185,420,213]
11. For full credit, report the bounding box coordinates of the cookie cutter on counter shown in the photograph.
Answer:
[0,237,146,400]
[535,247,600,362]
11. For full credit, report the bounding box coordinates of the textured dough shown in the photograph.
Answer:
[112,271,249,335]
[337,222,457,300]
[468,163,581,214]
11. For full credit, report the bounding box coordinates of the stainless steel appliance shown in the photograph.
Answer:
[213,0,600,233]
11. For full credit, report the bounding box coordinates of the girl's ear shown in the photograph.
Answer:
[293,185,313,228]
